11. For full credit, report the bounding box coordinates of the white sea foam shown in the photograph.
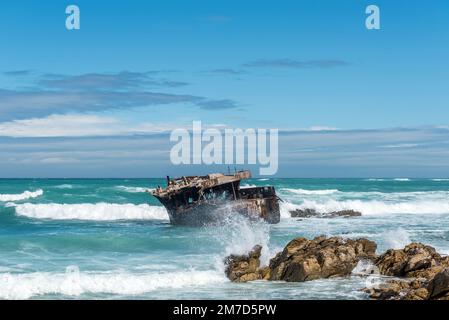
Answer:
[365,178,385,181]
[352,260,378,276]
[214,208,275,267]
[432,179,449,181]
[297,199,449,215]
[54,184,74,189]
[283,188,339,195]
[114,186,154,193]
[394,178,410,181]
[0,267,225,299]
[279,201,302,218]
[11,203,168,221]
[0,189,43,202]
[382,228,411,249]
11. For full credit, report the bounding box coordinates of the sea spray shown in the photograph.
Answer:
[213,207,276,267]
[382,228,412,249]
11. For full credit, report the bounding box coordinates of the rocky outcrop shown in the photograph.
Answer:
[224,237,449,301]
[363,279,430,300]
[268,236,376,282]
[290,209,362,218]
[428,269,449,299]
[363,268,449,300]
[375,243,445,277]
[225,236,376,283]
[364,243,449,300]
[224,245,264,282]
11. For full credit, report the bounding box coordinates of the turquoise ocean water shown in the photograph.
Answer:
[1,178,449,299]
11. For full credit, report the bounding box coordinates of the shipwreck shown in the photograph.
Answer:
[151,170,280,226]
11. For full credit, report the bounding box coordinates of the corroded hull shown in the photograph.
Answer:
[166,198,280,226]
[151,171,281,226]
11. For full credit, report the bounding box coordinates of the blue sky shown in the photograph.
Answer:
[0,0,448,177]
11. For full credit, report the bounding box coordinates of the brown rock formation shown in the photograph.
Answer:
[224,236,376,283]
[269,236,376,282]
[224,237,449,301]
[375,243,444,277]
[364,243,449,300]
[290,209,362,218]
[224,245,263,282]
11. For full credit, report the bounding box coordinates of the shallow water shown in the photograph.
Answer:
[1,178,449,299]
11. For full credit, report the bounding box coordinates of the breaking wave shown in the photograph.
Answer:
[0,267,225,299]
[114,186,153,193]
[0,189,43,202]
[280,201,301,218]
[53,184,74,189]
[293,199,449,216]
[394,178,410,181]
[432,179,449,181]
[283,188,339,195]
[11,203,168,221]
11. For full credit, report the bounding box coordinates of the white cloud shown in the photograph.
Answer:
[306,126,338,131]
[380,143,420,149]
[0,114,175,137]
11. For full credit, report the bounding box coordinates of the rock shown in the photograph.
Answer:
[363,279,410,300]
[363,278,430,300]
[290,209,318,218]
[268,236,377,282]
[401,287,430,300]
[224,237,449,302]
[224,245,262,282]
[375,243,443,278]
[364,243,449,300]
[289,209,362,218]
[331,210,362,217]
[259,266,271,280]
[347,238,378,260]
[428,269,449,298]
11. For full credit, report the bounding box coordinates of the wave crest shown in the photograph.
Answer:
[11,202,168,221]
[0,189,43,202]
[283,188,338,195]
[0,268,225,299]
[114,186,153,193]
[296,199,449,215]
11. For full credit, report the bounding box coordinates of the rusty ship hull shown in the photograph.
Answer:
[151,171,280,226]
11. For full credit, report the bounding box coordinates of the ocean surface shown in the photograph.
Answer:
[1,178,449,300]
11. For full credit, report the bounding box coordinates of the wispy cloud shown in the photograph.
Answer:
[0,71,241,121]
[379,143,420,149]
[305,126,338,131]
[0,114,177,138]
[3,70,32,76]
[38,71,188,90]
[1,126,449,177]
[196,99,239,110]
[243,59,349,69]
[209,68,245,75]
[0,89,201,121]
